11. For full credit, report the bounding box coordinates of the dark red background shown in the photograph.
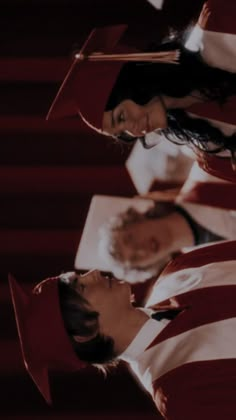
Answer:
[0,1,203,418]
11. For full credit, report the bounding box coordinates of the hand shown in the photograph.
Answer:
[197,2,211,29]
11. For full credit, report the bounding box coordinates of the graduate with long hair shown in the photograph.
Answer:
[47,1,236,185]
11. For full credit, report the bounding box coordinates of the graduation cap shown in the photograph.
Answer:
[74,194,153,272]
[46,25,179,132]
[8,274,86,405]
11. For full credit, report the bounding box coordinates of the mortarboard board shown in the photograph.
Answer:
[46,25,179,132]
[47,25,128,131]
[74,195,153,272]
[8,274,86,405]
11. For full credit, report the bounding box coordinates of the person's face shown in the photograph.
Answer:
[73,270,132,336]
[112,219,169,269]
[102,98,167,137]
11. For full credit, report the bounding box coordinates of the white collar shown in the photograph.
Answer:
[119,310,169,363]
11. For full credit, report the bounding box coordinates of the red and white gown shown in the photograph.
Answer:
[173,0,236,229]
[147,0,236,182]
[185,0,236,182]
[120,240,236,419]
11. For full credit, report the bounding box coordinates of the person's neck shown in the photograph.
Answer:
[166,211,195,251]
[113,307,149,355]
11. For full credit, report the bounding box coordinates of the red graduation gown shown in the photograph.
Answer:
[187,0,236,182]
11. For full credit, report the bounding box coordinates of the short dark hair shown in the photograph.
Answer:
[58,278,118,367]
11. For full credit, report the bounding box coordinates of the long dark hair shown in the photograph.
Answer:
[106,41,236,156]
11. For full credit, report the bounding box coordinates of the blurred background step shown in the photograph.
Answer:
[0,127,131,165]
[0,229,80,255]
[0,255,75,282]
[0,166,136,194]
[0,194,91,228]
